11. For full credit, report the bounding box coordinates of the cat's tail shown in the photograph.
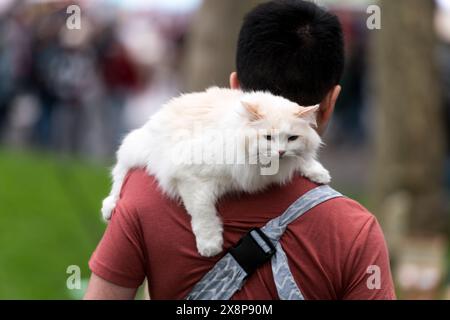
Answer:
[101,195,117,221]
[101,164,128,220]
[101,127,152,221]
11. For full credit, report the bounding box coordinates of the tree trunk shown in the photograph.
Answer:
[181,0,263,92]
[372,0,448,298]
[372,0,446,236]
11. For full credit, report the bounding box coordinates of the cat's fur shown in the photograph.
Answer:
[102,87,330,257]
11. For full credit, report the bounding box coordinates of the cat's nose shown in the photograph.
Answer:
[278,150,286,157]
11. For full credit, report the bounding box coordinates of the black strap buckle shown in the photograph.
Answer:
[229,228,276,276]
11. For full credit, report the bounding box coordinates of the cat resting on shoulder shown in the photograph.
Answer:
[102,87,330,257]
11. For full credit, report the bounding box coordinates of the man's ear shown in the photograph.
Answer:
[230,72,240,89]
[317,85,341,135]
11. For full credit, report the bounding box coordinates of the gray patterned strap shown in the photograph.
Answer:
[185,253,247,300]
[186,185,343,300]
[263,185,343,299]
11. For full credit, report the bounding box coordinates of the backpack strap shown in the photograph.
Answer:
[185,185,343,300]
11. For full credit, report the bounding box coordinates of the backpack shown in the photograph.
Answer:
[186,185,343,300]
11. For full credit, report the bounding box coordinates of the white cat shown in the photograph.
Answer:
[102,87,330,257]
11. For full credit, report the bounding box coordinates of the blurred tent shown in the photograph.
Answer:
[8,0,201,14]
[105,0,201,13]
[319,0,378,10]
[0,0,14,14]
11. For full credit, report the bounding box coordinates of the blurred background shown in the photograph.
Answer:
[0,0,448,299]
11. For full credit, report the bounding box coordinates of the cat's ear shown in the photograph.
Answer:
[295,105,319,127]
[241,100,264,121]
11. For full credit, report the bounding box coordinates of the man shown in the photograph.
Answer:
[85,0,395,300]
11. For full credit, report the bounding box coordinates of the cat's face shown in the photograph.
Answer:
[238,92,322,164]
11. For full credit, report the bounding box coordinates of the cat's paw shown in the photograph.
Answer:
[101,196,117,220]
[305,168,331,185]
[196,232,224,257]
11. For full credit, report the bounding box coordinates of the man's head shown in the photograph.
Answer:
[231,0,344,135]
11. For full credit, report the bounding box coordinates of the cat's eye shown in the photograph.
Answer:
[264,135,272,141]
[288,136,299,142]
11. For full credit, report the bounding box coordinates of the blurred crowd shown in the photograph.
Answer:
[0,0,449,168]
[0,1,191,159]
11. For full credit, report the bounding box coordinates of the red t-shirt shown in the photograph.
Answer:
[89,169,395,300]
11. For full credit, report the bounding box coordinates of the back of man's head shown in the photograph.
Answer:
[236,0,344,106]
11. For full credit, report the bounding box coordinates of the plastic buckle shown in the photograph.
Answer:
[229,228,276,276]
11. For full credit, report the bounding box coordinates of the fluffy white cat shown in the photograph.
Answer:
[102,87,330,257]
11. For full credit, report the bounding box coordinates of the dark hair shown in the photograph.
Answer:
[236,0,344,105]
